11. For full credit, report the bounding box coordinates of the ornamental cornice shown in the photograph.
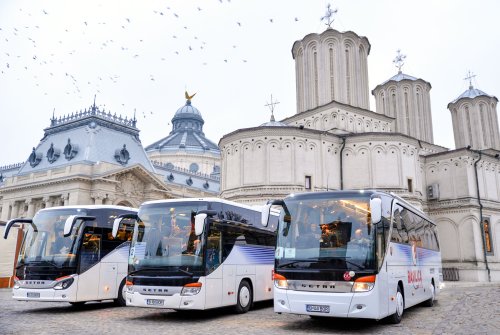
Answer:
[0,175,92,193]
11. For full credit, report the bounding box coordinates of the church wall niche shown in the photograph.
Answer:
[242,142,264,185]
[268,140,293,184]
[371,144,400,188]
[343,146,370,189]
[482,163,495,200]
[224,145,241,189]
[436,218,460,261]
[294,140,317,186]
[458,216,481,262]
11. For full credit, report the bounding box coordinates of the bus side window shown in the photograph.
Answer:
[80,232,101,273]
[391,208,403,243]
[206,232,221,274]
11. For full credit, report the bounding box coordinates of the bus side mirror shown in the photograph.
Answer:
[261,203,272,227]
[370,198,382,224]
[3,218,33,239]
[64,215,96,237]
[112,213,138,238]
[194,213,207,236]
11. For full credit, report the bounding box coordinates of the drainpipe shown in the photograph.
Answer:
[339,137,346,190]
[471,149,491,282]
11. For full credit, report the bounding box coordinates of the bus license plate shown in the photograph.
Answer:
[146,299,164,306]
[306,304,330,313]
[27,292,40,298]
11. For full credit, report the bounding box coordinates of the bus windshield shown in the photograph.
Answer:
[130,202,208,272]
[276,194,377,271]
[17,209,86,268]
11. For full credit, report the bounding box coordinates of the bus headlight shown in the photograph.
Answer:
[54,276,75,290]
[273,273,288,290]
[126,280,134,292]
[352,275,376,292]
[181,282,202,296]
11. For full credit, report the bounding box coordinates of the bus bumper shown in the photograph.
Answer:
[12,285,78,302]
[274,286,380,319]
[125,290,205,310]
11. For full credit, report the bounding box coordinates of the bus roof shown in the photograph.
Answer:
[141,198,261,212]
[37,205,138,213]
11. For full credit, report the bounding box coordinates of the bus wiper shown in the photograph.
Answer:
[128,267,193,277]
[276,259,316,268]
[317,257,366,270]
[176,267,193,276]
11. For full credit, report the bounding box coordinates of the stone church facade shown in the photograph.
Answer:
[219,28,500,282]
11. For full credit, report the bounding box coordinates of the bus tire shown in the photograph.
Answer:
[235,280,253,314]
[422,282,435,307]
[114,279,127,306]
[388,285,404,324]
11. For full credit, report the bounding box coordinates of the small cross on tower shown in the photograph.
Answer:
[464,70,476,89]
[265,94,280,122]
[393,49,406,74]
[321,3,338,28]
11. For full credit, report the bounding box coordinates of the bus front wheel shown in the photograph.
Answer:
[388,285,404,324]
[114,279,127,306]
[235,280,253,314]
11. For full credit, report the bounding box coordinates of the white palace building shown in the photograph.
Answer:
[1,23,500,284]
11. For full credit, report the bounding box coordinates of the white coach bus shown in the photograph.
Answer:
[3,205,137,306]
[113,198,277,313]
[261,190,442,323]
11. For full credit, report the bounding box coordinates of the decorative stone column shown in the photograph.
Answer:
[25,199,35,218]
[91,192,105,205]
[42,196,54,209]
[60,194,69,206]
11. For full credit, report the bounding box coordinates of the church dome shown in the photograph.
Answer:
[260,113,286,127]
[449,85,496,105]
[173,100,203,121]
[145,97,220,154]
[379,71,419,86]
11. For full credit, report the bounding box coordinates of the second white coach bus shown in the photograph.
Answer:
[113,198,277,313]
[3,205,137,306]
[261,190,442,323]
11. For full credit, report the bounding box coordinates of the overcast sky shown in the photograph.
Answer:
[1,0,499,165]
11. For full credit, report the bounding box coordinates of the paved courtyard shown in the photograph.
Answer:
[0,282,498,335]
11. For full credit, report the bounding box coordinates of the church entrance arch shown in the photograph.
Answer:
[115,200,135,208]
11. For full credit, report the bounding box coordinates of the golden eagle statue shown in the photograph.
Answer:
[185,91,196,101]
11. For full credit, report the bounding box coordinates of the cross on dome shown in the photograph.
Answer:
[264,94,280,121]
[464,70,476,89]
[393,49,406,73]
[321,3,338,28]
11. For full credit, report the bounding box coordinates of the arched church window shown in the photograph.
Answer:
[483,218,493,254]
[329,47,335,100]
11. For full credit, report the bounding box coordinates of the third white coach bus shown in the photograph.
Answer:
[113,198,277,313]
[261,190,442,323]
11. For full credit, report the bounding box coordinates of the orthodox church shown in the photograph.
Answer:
[218,27,500,282]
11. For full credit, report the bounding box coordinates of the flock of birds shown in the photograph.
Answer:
[0,1,330,122]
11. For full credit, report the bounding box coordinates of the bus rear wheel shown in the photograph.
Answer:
[422,283,435,307]
[235,280,252,314]
[387,286,404,324]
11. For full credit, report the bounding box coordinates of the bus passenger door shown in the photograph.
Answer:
[76,232,101,301]
[204,232,222,308]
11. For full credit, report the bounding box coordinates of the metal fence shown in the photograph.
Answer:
[443,267,460,281]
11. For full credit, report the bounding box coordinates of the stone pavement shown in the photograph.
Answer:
[0,282,498,335]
